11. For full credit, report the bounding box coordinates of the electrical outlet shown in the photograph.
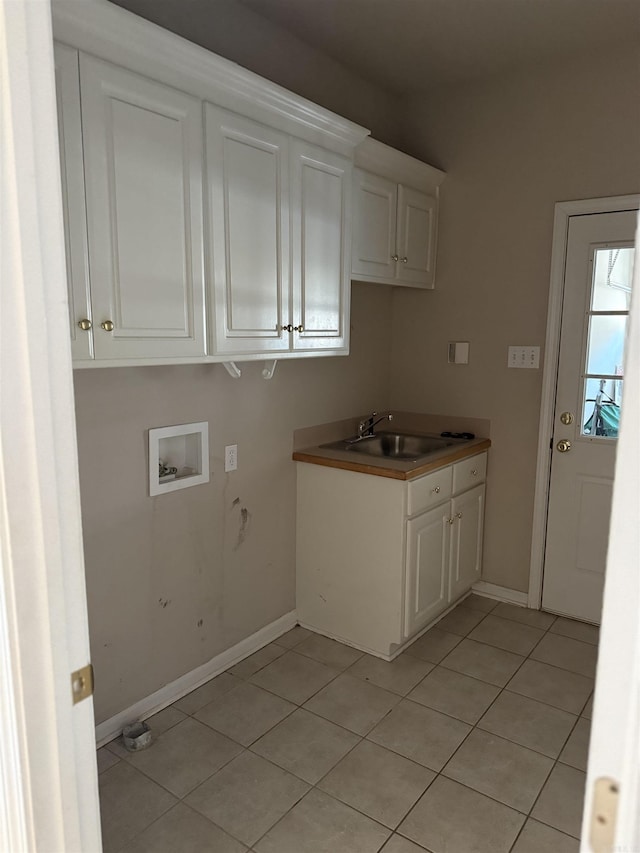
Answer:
[225,444,238,472]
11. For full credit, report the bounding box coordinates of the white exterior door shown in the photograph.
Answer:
[351,169,398,281]
[54,44,93,361]
[80,55,206,359]
[543,209,637,622]
[396,185,437,288]
[206,105,290,355]
[449,484,485,601]
[405,505,450,636]
[291,141,351,352]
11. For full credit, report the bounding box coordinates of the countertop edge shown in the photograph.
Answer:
[292,438,491,480]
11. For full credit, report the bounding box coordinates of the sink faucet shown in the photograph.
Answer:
[358,411,393,438]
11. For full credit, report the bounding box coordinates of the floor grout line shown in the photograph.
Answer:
[101,601,593,851]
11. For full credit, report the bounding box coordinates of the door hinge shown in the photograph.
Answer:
[71,663,94,705]
[590,776,619,852]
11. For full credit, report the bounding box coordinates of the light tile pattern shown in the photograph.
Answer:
[99,603,595,851]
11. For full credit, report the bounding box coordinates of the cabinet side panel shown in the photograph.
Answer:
[296,464,405,655]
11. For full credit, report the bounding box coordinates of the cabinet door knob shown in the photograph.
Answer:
[294,324,304,332]
[432,486,440,493]
[391,254,399,262]
[78,318,92,331]
[101,320,114,332]
[281,324,293,333]
[447,517,454,525]
[401,257,408,263]
[456,512,463,519]
[471,469,478,476]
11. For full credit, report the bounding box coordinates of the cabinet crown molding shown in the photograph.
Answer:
[52,0,370,153]
[355,137,445,193]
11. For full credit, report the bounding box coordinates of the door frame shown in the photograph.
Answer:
[0,0,102,849]
[528,194,640,609]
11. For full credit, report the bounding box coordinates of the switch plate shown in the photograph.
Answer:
[225,444,238,472]
[508,346,540,369]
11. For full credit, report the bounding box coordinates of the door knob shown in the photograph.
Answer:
[101,320,114,332]
[391,254,399,262]
[78,318,92,331]
[560,412,574,425]
[293,324,304,332]
[281,324,293,333]
[557,439,572,453]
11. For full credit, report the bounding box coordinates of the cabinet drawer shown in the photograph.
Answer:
[408,467,452,516]
[452,452,487,494]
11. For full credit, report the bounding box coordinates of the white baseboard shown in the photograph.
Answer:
[95,609,298,747]
[472,581,529,607]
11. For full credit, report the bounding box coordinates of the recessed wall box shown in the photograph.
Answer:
[149,422,209,496]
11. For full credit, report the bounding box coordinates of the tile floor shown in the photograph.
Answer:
[97,595,597,852]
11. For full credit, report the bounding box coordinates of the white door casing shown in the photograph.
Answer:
[541,209,637,622]
[1,0,101,849]
[80,54,206,359]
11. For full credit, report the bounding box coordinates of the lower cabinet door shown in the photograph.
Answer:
[449,483,485,601]
[405,503,450,638]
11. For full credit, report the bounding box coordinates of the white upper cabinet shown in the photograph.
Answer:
[206,106,289,355]
[291,142,351,353]
[52,0,369,367]
[352,138,445,290]
[79,55,206,360]
[206,110,351,357]
[54,44,93,361]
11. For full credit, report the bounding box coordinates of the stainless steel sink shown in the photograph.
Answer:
[320,432,456,460]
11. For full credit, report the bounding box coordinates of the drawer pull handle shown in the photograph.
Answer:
[471,469,478,476]
[432,486,440,494]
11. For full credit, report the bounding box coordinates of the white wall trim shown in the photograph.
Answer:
[95,610,297,747]
[473,581,528,606]
[528,194,640,611]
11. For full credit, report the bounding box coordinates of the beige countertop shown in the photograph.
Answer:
[292,435,491,481]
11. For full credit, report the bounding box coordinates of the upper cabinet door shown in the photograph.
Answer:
[205,106,289,355]
[79,56,206,360]
[291,142,351,353]
[396,186,438,288]
[54,44,93,361]
[351,170,398,282]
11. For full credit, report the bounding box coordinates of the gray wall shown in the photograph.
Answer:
[391,47,640,592]
[76,285,392,723]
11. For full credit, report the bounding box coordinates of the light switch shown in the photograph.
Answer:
[508,346,540,369]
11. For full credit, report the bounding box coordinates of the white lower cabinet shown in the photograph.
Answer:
[296,451,487,658]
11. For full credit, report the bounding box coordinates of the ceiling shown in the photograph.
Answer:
[110,0,640,96]
[238,0,640,94]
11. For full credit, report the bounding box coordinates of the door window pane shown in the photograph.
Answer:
[586,314,627,375]
[591,247,634,310]
[582,378,622,438]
